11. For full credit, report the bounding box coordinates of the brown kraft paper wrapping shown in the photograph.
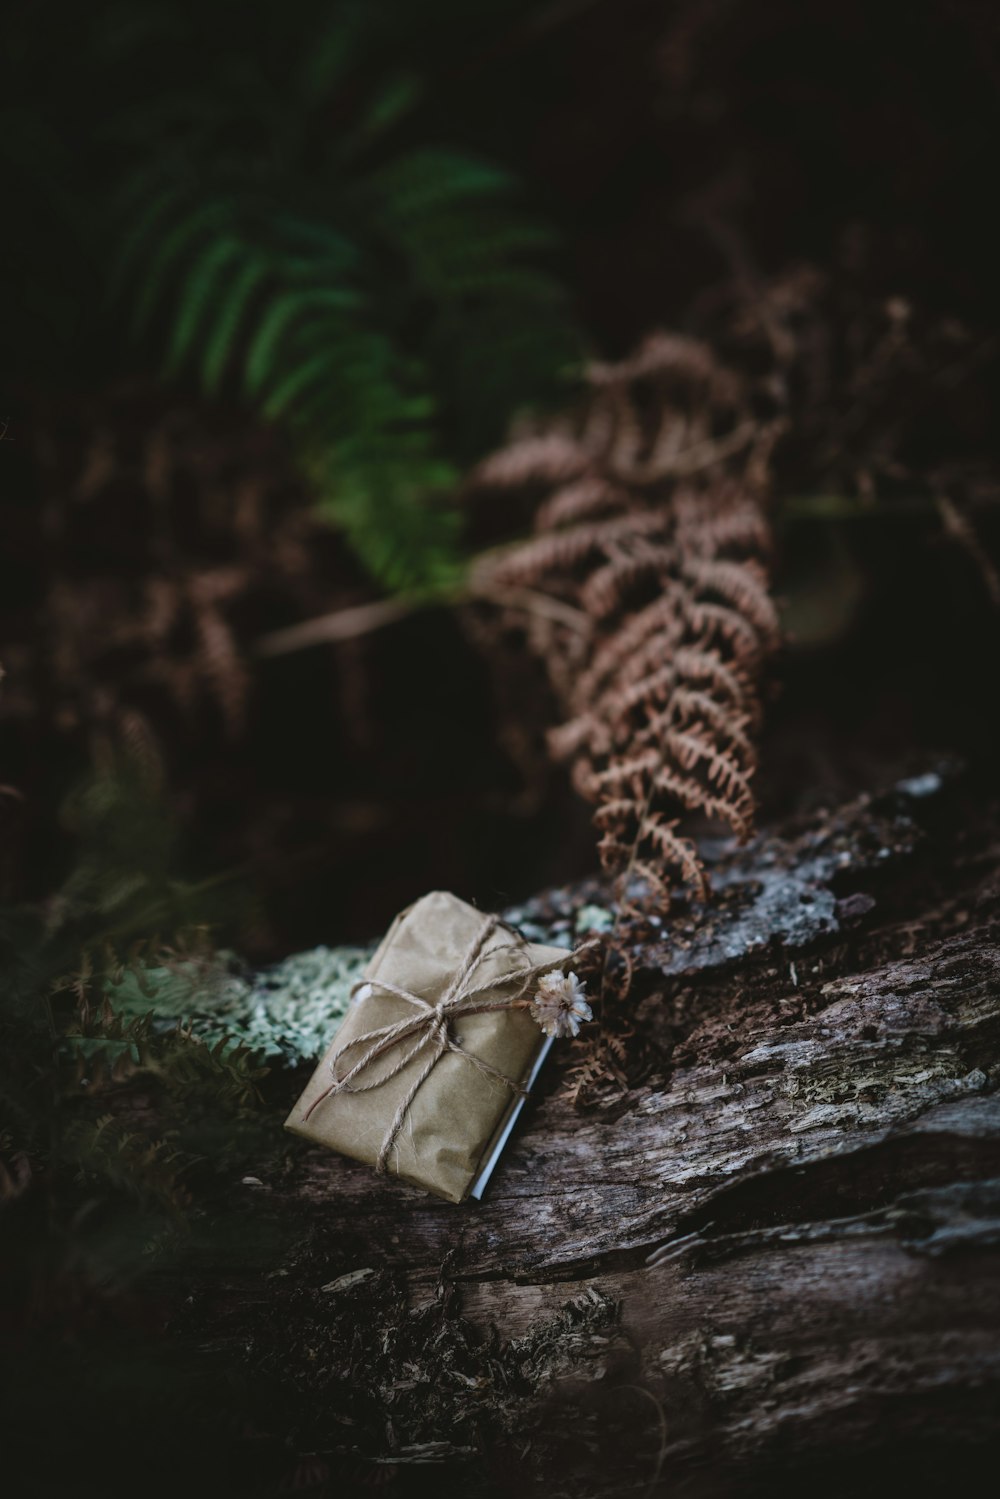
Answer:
[285,890,572,1203]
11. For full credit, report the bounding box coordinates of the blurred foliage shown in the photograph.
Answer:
[0,756,270,1296]
[0,771,281,1490]
[1,0,580,591]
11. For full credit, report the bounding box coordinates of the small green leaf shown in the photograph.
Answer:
[261,351,338,418]
[202,255,271,393]
[109,181,187,301]
[166,235,246,375]
[244,288,358,396]
[129,201,229,338]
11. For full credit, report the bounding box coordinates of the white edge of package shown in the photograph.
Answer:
[468,1035,554,1201]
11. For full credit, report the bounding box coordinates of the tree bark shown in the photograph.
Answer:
[185,767,1000,1497]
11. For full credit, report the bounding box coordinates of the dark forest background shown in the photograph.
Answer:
[3,0,998,955]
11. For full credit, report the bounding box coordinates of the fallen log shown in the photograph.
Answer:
[178,766,1000,1496]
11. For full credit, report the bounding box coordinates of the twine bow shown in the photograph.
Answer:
[302,912,595,1173]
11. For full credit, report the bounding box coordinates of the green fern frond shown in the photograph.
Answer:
[52,935,270,1116]
[97,9,580,592]
[61,1113,192,1217]
[157,1029,269,1110]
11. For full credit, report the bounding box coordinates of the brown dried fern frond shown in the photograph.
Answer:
[468,331,781,906]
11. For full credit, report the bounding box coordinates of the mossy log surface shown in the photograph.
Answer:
[180,768,1000,1497]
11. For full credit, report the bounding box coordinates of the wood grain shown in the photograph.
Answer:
[185,772,1000,1494]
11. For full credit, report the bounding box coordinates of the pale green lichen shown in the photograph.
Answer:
[574,903,615,934]
[244,944,373,1061]
[107,900,613,1066]
[109,944,373,1064]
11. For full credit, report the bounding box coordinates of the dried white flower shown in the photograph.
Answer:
[529,970,592,1038]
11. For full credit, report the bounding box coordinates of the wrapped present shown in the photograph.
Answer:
[285,890,592,1203]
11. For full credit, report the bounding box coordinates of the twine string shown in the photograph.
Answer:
[301,911,595,1172]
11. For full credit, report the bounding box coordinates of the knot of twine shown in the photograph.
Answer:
[302,912,596,1173]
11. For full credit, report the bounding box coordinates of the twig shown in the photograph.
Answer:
[936,493,1000,607]
[254,582,590,658]
[474,584,591,634]
[254,597,419,656]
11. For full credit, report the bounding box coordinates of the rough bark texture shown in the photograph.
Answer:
[182,767,1000,1497]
